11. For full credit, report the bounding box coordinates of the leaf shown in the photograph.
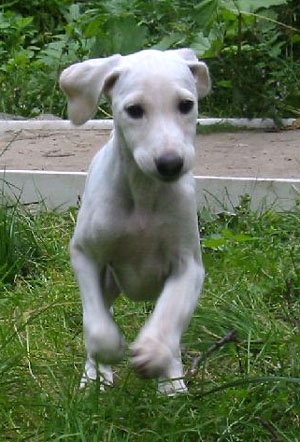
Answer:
[255,8,278,33]
[231,234,255,242]
[221,229,255,242]
[221,0,287,14]
[15,16,33,29]
[0,21,10,29]
[190,31,222,58]
[202,229,255,249]
[269,41,285,57]
[84,16,106,39]
[247,0,287,10]
[152,33,184,50]
[195,0,219,28]
[64,4,81,23]
[220,229,235,239]
[202,238,227,249]
[190,33,212,56]
[202,234,227,249]
[217,80,232,89]
[92,16,148,56]
[291,34,300,44]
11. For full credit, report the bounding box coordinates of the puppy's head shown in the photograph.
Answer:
[60,49,210,181]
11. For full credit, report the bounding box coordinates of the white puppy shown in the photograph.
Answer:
[60,49,210,395]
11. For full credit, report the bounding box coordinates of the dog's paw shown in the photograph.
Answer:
[130,336,173,378]
[85,321,126,364]
[80,359,113,390]
[158,378,188,396]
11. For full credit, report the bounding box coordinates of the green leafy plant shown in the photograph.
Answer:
[0,0,299,119]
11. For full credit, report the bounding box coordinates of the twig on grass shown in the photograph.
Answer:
[257,417,284,442]
[194,376,300,399]
[187,329,237,376]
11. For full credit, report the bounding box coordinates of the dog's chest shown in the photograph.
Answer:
[103,212,176,301]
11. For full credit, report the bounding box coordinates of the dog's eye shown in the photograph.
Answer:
[126,104,144,119]
[178,99,194,114]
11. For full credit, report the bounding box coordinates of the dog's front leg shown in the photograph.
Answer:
[71,246,125,388]
[131,257,204,393]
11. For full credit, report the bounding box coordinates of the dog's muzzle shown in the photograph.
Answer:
[155,153,184,180]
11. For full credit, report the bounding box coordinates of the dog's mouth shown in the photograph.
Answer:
[139,164,185,184]
[156,172,184,183]
[133,150,188,183]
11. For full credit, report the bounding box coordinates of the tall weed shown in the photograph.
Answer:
[0,195,73,284]
[0,197,37,283]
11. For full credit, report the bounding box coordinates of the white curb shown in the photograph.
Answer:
[0,170,86,211]
[0,119,113,132]
[0,118,297,132]
[1,170,299,212]
[195,176,300,212]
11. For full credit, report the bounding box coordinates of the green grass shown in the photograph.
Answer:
[196,122,250,134]
[196,122,281,134]
[0,199,299,441]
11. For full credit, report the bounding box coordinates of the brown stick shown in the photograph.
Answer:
[187,330,237,376]
[257,417,283,442]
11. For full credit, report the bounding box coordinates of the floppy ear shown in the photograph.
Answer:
[187,61,211,99]
[59,54,122,125]
[169,48,211,99]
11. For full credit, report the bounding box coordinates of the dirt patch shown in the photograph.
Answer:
[195,130,299,178]
[0,127,299,178]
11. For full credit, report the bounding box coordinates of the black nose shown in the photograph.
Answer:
[155,153,184,179]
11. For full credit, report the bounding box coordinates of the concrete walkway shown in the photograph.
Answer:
[0,125,299,179]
